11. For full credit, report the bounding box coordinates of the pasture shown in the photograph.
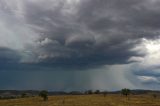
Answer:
[0,94,159,106]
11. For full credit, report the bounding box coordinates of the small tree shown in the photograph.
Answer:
[39,90,48,101]
[121,88,130,97]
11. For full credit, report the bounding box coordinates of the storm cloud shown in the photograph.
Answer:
[2,0,158,68]
[0,0,160,90]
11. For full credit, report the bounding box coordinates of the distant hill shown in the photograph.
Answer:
[0,89,160,98]
[108,89,160,95]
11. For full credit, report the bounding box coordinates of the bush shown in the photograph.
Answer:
[39,90,48,101]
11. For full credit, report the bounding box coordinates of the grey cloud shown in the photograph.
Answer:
[126,63,160,89]
[1,0,160,69]
[0,47,20,63]
[133,68,160,78]
[0,47,23,71]
[0,0,160,90]
[21,0,154,68]
[77,0,160,38]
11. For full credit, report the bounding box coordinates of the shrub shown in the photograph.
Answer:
[39,90,48,101]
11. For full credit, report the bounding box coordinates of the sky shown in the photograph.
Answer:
[0,0,160,91]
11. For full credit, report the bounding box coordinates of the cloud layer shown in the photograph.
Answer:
[0,0,160,90]
[1,0,160,67]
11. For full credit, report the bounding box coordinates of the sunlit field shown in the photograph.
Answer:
[0,94,160,106]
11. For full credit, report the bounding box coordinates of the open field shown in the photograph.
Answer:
[0,94,160,106]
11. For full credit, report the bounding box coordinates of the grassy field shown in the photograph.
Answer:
[0,94,160,106]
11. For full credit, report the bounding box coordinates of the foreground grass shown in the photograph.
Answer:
[0,94,160,106]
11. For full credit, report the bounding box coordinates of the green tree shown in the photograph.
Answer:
[121,88,130,97]
[39,90,48,101]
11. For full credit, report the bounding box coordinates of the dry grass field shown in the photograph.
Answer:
[0,94,160,106]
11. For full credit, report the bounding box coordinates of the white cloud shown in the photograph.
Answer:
[137,76,159,83]
[0,0,39,51]
[128,56,144,62]
[129,38,160,68]
[37,38,53,46]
